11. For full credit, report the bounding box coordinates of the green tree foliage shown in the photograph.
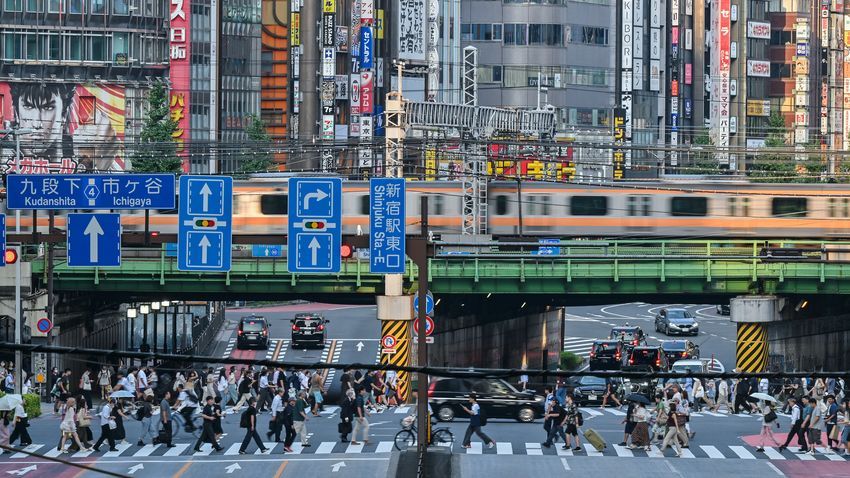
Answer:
[239,115,274,174]
[130,83,183,173]
[559,351,583,371]
[748,112,798,182]
[683,130,719,174]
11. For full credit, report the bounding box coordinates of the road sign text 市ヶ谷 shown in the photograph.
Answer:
[369,178,406,274]
[178,176,233,272]
[287,177,342,273]
[7,174,175,210]
[67,213,121,267]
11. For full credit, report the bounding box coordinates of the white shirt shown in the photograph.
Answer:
[299,372,309,390]
[759,378,769,394]
[271,395,284,416]
[4,374,13,389]
[471,403,481,416]
[178,390,198,406]
[138,370,148,389]
[99,403,112,425]
[126,374,136,391]
[790,404,801,422]
[118,376,132,391]
[259,375,269,389]
[13,403,26,419]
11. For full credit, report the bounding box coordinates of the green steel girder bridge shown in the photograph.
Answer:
[26,239,850,300]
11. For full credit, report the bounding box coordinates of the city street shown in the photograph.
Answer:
[0,302,845,478]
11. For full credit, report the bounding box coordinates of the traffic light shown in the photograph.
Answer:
[304,220,326,230]
[194,219,216,228]
[340,243,354,259]
[4,248,17,264]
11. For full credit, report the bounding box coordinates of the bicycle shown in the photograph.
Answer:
[394,417,453,451]
[169,408,204,439]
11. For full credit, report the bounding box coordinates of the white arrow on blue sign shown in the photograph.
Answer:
[0,214,6,267]
[287,178,342,273]
[178,176,233,272]
[67,213,121,267]
[413,290,435,318]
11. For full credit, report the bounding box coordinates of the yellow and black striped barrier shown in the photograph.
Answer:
[380,320,411,401]
[736,322,768,372]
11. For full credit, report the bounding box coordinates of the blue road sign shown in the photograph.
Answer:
[165,243,178,257]
[67,213,121,267]
[537,238,561,256]
[7,174,175,210]
[252,244,283,258]
[177,176,233,272]
[0,214,6,267]
[369,178,406,274]
[413,290,435,318]
[287,177,342,273]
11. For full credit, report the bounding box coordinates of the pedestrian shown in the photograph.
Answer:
[630,402,651,451]
[518,366,529,392]
[0,411,10,453]
[256,368,272,412]
[175,383,199,432]
[385,370,399,407]
[460,393,495,449]
[620,400,636,446]
[282,396,296,453]
[601,381,622,408]
[216,370,228,406]
[293,391,311,446]
[692,379,705,411]
[147,367,158,395]
[136,394,156,446]
[542,387,555,441]
[111,399,129,445]
[733,375,751,414]
[755,402,781,452]
[541,397,567,448]
[825,395,840,452]
[137,366,149,399]
[201,368,216,403]
[562,394,582,451]
[79,369,93,410]
[677,391,694,440]
[57,369,72,415]
[9,400,32,446]
[237,398,268,454]
[808,395,824,454]
[841,398,850,455]
[713,379,731,413]
[339,389,355,442]
[779,397,808,453]
[660,404,684,457]
[233,371,254,412]
[93,399,117,452]
[155,390,175,448]
[58,398,91,453]
[267,389,286,442]
[340,369,353,396]
[75,395,93,445]
[351,387,370,445]
[309,371,324,415]
[194,396,223,452]
[703,380,717,411]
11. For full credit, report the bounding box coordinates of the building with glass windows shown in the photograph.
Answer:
[461,0,616,131]
[0,0,169,172]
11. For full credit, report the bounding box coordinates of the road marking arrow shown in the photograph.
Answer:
[331,462,346,473]
[356,341,364,352]
[303,189,329,209]
[308,237,321,265]
[128,464,144,475]
[199,235,211,264]
[83,216,104,263]
[6,465,37,476]
[225,463,241,474]
[200,183,212,212]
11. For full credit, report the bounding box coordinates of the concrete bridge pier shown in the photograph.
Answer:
[731,294,850,372]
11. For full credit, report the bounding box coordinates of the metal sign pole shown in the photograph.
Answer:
[416,196,429,460]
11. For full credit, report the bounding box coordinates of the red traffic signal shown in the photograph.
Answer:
[340,244,354,259]
[4,248,17,264]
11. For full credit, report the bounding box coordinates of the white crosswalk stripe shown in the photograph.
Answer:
[315,441,336,454]
[375,442,394,453]
[679,448,696,458]
[255,443,276,454]
[796,450,817,460]
[345,442,364,454]
[134,444,160,457]
[762,447,785,460]
[579,407,603,417]
[562,337,595,357]
[496,442,512,455]
[585,444,604,457]
[223,443,242,455]
[700,445,725,458]
[604,408,627,416]
[729,445,756,459]
[467,442,482,454]
[163,443,190,456]
[193,443,214,456]
[613,444,633,457]
[11,444,43,459]
[525,443,543,455]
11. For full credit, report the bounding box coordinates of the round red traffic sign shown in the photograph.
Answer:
[414,316,434,337]
[381,334,397,349]
[36,317,52,334]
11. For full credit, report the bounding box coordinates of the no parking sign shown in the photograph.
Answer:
[381,334,397,354]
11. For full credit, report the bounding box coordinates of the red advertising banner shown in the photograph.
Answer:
[170,0,191,172]
[360,71,374,114]
[685,63,693,84]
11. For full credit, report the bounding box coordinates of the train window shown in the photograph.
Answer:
[360,195,370,215]
[771,197,807,218]
[670,197,708,216]
[495,195,509,215]
[827,198,850,218]
[570,196,608,216]
[728,197,750,216]
[525,195,549,215]
[627,196,651,216]
[431,195,445,215]
[260,194,288,215]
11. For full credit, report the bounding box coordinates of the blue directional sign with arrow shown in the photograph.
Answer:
[67,213,121,267]
[178,176,233,272]
[287,177,342,273]
[0,214,6,267]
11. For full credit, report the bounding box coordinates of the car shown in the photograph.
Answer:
[290,313,328,349]
[589,340,626,371]
[669,359,707,375]
[564,375,624,406]
[626,346,670,372]
[654,308,700,336]
[609,326,647,352]
[236,315,270,350]
[716,304,730,315]
[427,377,544,423]
[660,340,700,364]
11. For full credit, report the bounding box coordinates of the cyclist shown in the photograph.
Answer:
[175,383,199,433]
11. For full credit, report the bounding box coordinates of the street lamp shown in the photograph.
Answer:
[161,300,170,308]
[139,304,150,354]
[127,307,137,351]
[151,302,160,355]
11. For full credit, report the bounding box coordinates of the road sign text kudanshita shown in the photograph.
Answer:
[288,178,342,274]
[177,176,233,272]
[7,174,176,210]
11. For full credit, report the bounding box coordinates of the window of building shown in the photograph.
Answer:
[570,25,608,45]
[47,0,60,12]
[570,196,608,215]
[89,0,103,12]
[67,0,80,13]
[627,195,651,216]
[430,195,445,215]
[26,0,40,11]
[113,0,128,14]
[113,32,128,62]
[42,33,60,60]
[2,33,23,60]
[492,65,502,83]
[5,0,22,11]
[259,195,287,215]
[529,24,562,46]
[771,197,807,217]
[88,34,106,61]
[359,195,370,214]
[504,24,528,45]
[64,33,82,60]
[727,196,750,216]
[25,33,37,60]
[770,63,791,78]
[670,197,708,216]
[769,29,793,45]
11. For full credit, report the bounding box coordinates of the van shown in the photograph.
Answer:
[236,316,270,350]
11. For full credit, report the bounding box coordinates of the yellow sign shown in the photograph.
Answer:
[746,100,770,117]
[36,373,45,384]
[323,0,335,13]
[795,57,809,75]
[377,9,385,39]
[291,13,300,46]
[425,148,437,180]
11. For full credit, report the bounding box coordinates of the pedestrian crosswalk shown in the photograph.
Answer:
[562,337,595,358]
[7,441,848,461]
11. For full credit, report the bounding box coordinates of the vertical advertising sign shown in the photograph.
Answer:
[291,12,300,46]
[361,0,374,22]
[622,0,634,69]
[360,71,374,114]
[612,108,626,180]
[322,47,336,79]
[169,0,191,172]
[710,0,731,165]
[323,14,336,47]
[351,74,361,115]
[360,26,374,69]
[398,0,427,61]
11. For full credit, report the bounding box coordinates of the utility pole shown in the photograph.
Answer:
[298,0,319,170]
[415,196,429,459]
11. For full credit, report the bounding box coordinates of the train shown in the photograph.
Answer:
[6,177,850,238]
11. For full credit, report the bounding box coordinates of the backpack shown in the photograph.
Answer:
[577,411,584,426]
[135,406,146,421]
[239,409,250,428]
[478,408,487,427]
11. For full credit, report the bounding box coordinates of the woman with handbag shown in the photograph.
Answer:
[92,399,117,452]
[73,395,94,447]
[57,398,91,453]
[79,370,93,411]
[755,402,781,452]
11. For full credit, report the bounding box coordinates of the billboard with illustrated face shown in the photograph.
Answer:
[0,82,126,173]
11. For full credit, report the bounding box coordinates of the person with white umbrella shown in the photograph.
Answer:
[8,397,31,446]
[751,393,781,452]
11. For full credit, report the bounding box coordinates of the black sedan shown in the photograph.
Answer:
[660,339,700,364]
[654,308,700,336]
[564,376,623,406]
[428,377,545,423]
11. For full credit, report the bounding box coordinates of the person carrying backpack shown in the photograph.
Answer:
[460,394,494,449]
[136,395,156,446]
[238,397,268,454]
